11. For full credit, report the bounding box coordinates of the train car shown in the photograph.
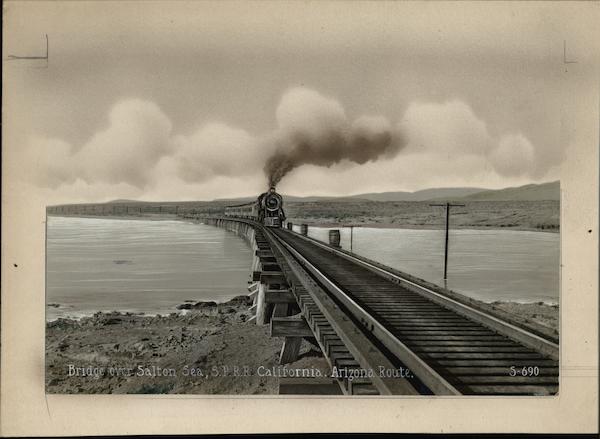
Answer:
[223,201,257,220]
[224,187,286,228]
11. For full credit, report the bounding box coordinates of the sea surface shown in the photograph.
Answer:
[46,216,559,320]
[299,225,559,304]
[46,216,253,320]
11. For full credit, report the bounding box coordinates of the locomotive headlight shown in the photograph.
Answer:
[265,194,281,211]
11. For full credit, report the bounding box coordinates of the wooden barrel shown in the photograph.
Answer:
[300,224,308,236]
[328,230,341,247]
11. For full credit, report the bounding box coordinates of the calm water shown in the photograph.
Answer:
[47,216,559,321]
[46,216,253,320]
[299,226,559,304]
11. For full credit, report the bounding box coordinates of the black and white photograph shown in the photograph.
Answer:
[2,0,598,435]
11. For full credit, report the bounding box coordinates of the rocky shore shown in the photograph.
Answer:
[45,296,323,394]
[490,301,559,333]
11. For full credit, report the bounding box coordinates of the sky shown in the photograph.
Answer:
[4,1,599,203]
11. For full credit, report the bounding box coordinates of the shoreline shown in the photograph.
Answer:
[46,298,560,324]
[48,213,558,234]
[45,294,248,323]
[47,213,181,222]
[289,220,560,234]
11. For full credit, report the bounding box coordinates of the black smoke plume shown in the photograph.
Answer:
[263,88,406,187]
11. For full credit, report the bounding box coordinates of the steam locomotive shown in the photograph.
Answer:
[224,187,286,228]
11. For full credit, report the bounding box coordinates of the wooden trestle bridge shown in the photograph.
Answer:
[201,216,559,397]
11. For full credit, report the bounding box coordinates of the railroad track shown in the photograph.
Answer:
[261,225,559,396]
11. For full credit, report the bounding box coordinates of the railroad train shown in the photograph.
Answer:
[224,187,286,227]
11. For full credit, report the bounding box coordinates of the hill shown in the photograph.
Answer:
[444,181,560,202]
[213,181,559,204]
[350,187,487,202]
[214,195,370,204]
[92,181,561,207]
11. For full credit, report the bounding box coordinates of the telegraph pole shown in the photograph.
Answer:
[343,224,359,253]
[429,202,465,280]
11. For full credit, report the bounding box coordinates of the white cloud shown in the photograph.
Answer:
[76,99,173,187]
[34,100,270,194]
[400,100,494,155]
[490,134,536,177]
[275,87,347,143]
[32,99,174,190]
[400,99,537,178]
[28,93,546,203]
[172,122,262,183]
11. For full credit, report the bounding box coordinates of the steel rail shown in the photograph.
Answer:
[282,229,559,361]
[266,227,460,395]
[262,226,423,395]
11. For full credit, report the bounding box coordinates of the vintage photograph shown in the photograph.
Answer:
[9,1,586,398]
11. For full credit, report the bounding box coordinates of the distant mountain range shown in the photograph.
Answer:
[347,187,487,202]
[447,181,559,202]
[109,181,559,205]
[288,181,559,203]
[213,195,369,204]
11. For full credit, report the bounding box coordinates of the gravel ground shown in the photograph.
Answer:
[46,296,295,394]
